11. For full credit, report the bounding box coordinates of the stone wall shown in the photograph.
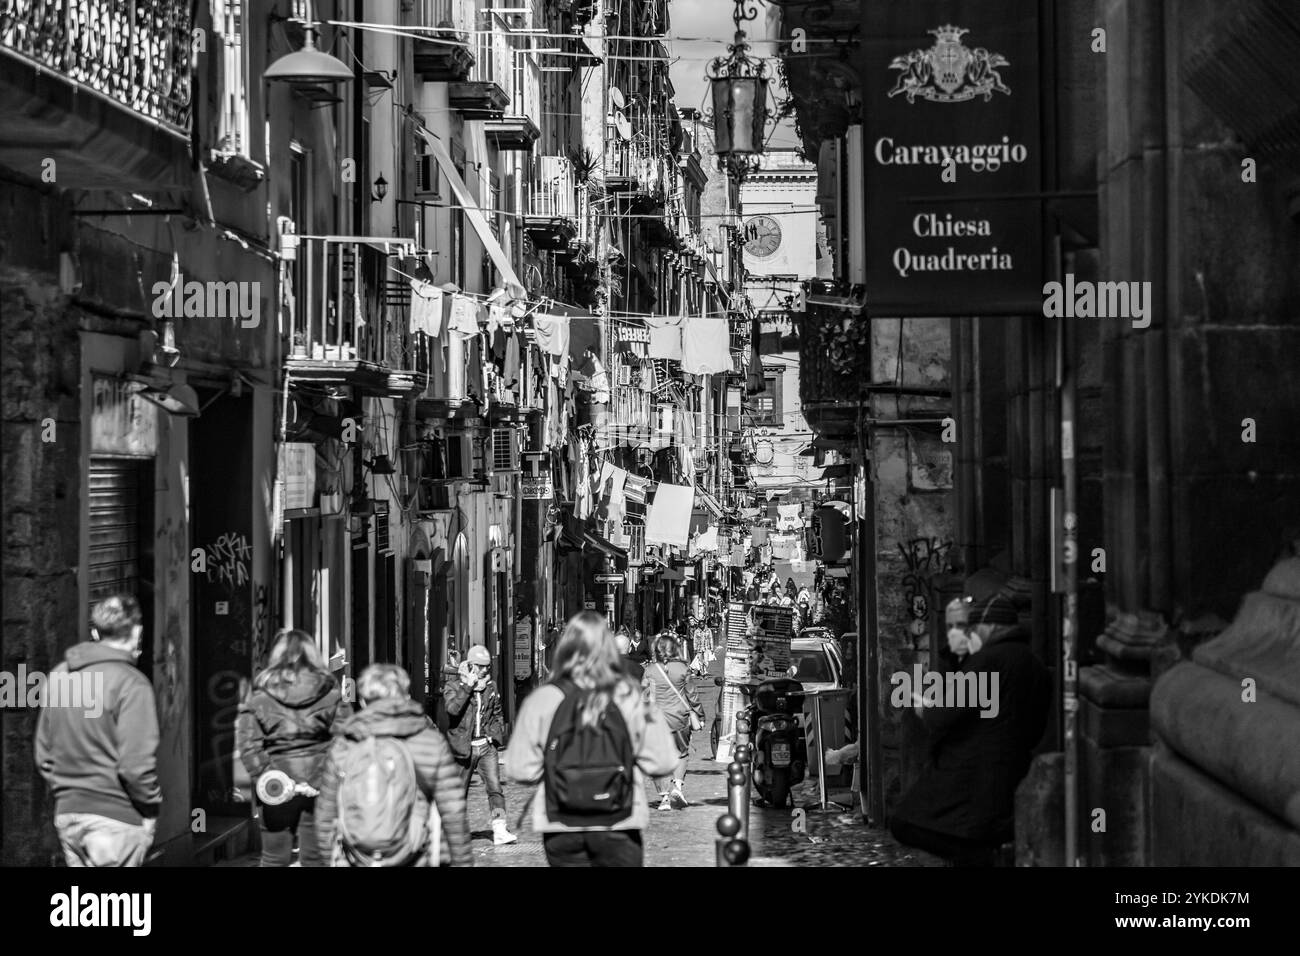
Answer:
[1,266,82,865]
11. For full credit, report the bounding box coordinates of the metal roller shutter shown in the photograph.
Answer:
[87,458,142,616]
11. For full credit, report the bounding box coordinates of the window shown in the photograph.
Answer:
[751,369,783,426]
[216,0,249,156]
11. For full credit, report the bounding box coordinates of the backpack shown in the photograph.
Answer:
[334,735,429,867]
[543,682,635,826]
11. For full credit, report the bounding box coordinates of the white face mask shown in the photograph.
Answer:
[946,625,982,658]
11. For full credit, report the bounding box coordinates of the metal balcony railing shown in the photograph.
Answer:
[506,46,540,127]
[421,0,473,35]
[288,236,420,372]
[529,155,576,219]
[471,10,512,95]
[1,0,193,128]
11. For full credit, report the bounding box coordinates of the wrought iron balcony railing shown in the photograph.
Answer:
[529,155,576,219]
[471,10,512,95]
[1,0,192,128]
[285,236,429,395]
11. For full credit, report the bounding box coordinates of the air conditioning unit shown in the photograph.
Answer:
[615,362,631,387]
[491,427,519,473]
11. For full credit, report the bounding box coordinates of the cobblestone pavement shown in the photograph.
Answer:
[472,678,944,868]
[220,678,943,868]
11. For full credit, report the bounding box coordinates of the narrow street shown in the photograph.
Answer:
[466,678,940,868]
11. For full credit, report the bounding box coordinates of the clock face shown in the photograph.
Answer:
[744,215,782,259]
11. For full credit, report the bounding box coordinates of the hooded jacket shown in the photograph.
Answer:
[35,641,162,826]
[314,697,472,866]
[892,626,1050,846]
[236,669,351,790]
[442,676,507,757]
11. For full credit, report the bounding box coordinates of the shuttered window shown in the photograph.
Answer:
[87,458,145,616]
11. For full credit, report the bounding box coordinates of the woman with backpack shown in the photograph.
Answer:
[236,628,352,867]
[503,611,679,867]
[642,632,706,811]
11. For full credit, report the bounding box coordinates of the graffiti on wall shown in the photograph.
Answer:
[252,584,270,667]
[898,537,953,639]
[204,531,252,590]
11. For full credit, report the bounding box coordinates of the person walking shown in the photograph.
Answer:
[626,629,650,663]
[615,632,645,684]
[35,594,161,867]
[315,664,472,867]
[236,628,351,867]
[442,644,516,845]
[642,632,706,811]
[504,611,678,866]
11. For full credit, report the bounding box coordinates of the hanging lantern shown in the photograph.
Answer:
[705,0,770,180]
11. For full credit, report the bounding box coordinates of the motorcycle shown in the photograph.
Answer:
[713,676,807,808]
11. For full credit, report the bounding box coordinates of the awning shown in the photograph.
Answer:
[806,289,867,315]
[694,487,723,519]
[417,128,524,297]
[559,515,626,560]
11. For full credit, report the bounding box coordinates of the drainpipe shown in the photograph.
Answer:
[855,397,884,824]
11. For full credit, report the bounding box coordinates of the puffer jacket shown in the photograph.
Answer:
[315,697,472,866]
[643,659,705,734]
[236,669,351,790]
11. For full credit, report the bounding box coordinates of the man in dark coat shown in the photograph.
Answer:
[890,593,1050,865]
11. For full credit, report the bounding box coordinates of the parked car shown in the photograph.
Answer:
[787,635,844,694]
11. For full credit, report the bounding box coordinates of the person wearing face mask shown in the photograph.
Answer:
[36,594,162,867]
[890,592,1050,866]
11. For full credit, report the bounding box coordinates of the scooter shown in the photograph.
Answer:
[741,677,808,809]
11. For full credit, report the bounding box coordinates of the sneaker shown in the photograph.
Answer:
[657,792,673,812]
[671,781,689,808]
[491,820,517,846]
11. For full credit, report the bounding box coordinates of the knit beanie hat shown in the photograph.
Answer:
[966,593,1019,626]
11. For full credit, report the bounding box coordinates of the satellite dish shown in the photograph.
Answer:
[610,86,625,110]
[614,111,632,141]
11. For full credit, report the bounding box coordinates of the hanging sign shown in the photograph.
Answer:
[715,602,795,763]
[521,473,554,500]
[862,0,1042,314]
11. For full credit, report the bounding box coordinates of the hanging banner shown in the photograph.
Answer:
[862,0,1041,314]
[715,602,795,763]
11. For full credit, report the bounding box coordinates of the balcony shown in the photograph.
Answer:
[0,0,192,190]
[485,48,539,150]
[285,237,429,398]
[414,0,475,82]
[448,10,510,118]
[524,156,579,249]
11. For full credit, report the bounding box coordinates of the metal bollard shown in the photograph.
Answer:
[716,714,752,866]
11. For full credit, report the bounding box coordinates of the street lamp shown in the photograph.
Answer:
[264,13,353,85]
[706,0,770,183]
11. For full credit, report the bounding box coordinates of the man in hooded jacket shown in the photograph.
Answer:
[890,593,1050,865]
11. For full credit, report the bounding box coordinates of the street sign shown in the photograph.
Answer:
[861,0,1042,314]
[521,474,553,500]
[594,573,623,584]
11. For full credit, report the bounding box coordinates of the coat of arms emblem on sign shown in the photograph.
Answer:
[888,25,1012,103]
